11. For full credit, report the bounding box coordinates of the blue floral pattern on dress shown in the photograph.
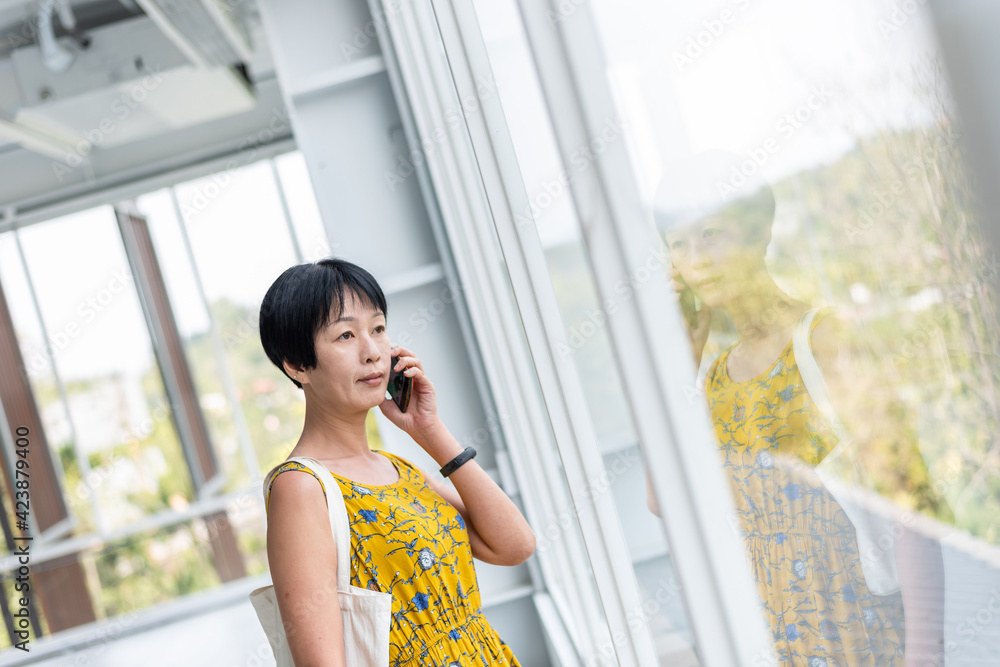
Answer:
[705,308,905,665]
[417,547,436,571]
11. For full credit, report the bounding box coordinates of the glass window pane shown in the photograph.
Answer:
[586,0,999,663]
[172,162,303,474]
[0,232,88,530]
[15,209,193,532]
[89,520,222,616]
[274,152,332,262]
[136,188,252,490]
[472,0,1000,663]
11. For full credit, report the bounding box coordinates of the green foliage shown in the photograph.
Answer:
[92,523,221,618]
[768,120,999,539]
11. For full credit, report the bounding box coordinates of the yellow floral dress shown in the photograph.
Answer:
[266,450,520,667]
[705,309,906,665]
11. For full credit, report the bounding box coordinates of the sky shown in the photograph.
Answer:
[472,0,945,246]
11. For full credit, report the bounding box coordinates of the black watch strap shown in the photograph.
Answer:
[440,447,477,477]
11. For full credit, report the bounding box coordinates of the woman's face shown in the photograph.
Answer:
[665,210,767,309]
[299,290,392,414]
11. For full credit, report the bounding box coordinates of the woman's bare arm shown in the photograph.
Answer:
[415,425,536,566]
[379,345,534,567]
[896,528,946,666]
[267,469,345,666]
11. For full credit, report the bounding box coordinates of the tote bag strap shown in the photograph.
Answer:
[792,308,853,465]
[262,457,353,591]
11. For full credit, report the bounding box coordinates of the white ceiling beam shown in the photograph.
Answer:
[0,114,80,161]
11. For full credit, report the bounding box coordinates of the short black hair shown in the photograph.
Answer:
[259,258,388,388]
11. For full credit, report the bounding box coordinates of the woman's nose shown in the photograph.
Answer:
[362,333,381,361]
[688,241,712,270]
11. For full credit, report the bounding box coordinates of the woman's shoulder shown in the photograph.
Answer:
[807,305,840,331]
[265,459,328,514]
[804,305,850,361]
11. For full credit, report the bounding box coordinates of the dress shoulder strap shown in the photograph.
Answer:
[378,450,416,479]
[703,346,733,392]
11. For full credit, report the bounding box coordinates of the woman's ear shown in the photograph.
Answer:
[282,360,307,384]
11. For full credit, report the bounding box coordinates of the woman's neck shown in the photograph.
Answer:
[296,401,371,460]
[723,275,802,345]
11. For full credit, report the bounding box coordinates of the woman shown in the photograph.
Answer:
[259,258,534,666]
[647,159,944,665]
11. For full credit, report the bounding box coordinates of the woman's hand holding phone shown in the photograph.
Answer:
[380,346,470,466]
[380,345,444,444]
[669,267,712,366]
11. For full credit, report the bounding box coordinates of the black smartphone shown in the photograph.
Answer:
[387,355,413,413]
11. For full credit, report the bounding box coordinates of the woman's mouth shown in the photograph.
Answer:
[696,277,721,289]
[358,373,383,385]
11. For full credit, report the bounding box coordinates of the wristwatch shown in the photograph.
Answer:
[440,447,477,477]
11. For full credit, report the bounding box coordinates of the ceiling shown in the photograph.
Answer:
[0,1,147,65]
[0,0,289,212]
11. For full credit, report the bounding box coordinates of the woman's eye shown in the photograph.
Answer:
[338,331,353,340]
[374,325,386,334]
[669,240,686,250]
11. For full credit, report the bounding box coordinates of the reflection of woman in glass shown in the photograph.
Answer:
[259,259,533,666]
[646,158,944,665]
